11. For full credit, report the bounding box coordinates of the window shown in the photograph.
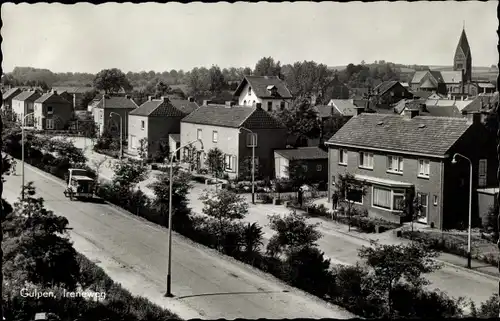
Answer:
[359,151,374,169]
[246,133,257,147]
[141,120,145,130]
[46,118,54,130]
[225,154,236,172]
[418,159,430,178]
[339,149,348,165]
[248,86,252,95]
[280,101,286,110]
[197,129,202,140]
[100,111,103,119]
[212,130,218,143]
[346,187,363,204]
[372,186,405,211]
[387,155,403,173]
[243,100,247,105]
[47,106,53,114]
[302,164,308,172]
[316,164,322,171]
[252,100,256,106]
[417,192,428,219]
[433,195,438,206]
[267,101,272,112]
[479,159,487,187]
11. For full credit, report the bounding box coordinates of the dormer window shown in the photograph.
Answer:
[267,85,278,96]
[248,86,252,95]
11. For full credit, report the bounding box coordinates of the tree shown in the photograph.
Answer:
[321,114,349,142]
[182,145,198,172]
[239,156,262,181]
[266,210,322,258]
[254,57,282,78]
[199,190,249,249]
[208,65,226,94]
[187,67,210,97]
[332,172,368,231]
[272,97,321,146]
[137,137,149,164]
[205,148,225,183]
[91,156,108,187]
[286,160,309,194]
[148,166,193,229]
[2,183,80,290]
[241,222,264,257]
[358,241,442,317]
[93,68,132,94]
[155,80,172,97]
[112,159,149,192]
[284,61,331,99]
[398,187,423,235]
[0,113,4,319]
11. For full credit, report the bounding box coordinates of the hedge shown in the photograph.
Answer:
[400,229,499,267]
[3,253,180,320]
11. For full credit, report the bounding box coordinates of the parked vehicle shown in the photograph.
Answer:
[63,168,95,200]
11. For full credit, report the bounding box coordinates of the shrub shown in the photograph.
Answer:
[257,193,273,204]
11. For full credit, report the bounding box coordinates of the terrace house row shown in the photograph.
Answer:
[180,102,287,179]
[326,108,498,230]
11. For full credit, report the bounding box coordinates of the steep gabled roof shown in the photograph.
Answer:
[181,105,285,129]
[94,96,138,109]
[275,146,327,160]
[13,90,41,102]
[3,87,21,100]
[233,76,293,99]
[373,81,399,96]
[328,99,357,116]
[34,92,71,104]
[420,78,437,89]
[327,113,472,156]
[129,98,186,117]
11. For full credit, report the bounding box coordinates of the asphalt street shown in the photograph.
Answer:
[3,162,356,319]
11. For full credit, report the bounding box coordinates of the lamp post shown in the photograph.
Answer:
[109,112,123,159]
[239,127,256,204]
[165,138,203,298]
[451,152,472,269]
[21,112,35,200]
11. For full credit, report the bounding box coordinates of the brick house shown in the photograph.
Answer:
[1,87,22,113]
[92,95,138,138]
[233,75,293,112]
[274,146,328,183]
[325,109,497,229]
[180,103,287,179]
[127,97,198,158]
[11,90,41,126]
[33,91,73,130]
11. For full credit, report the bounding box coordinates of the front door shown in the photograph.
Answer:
[416,192,428,224]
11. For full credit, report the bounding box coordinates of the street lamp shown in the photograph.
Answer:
[451,152,472,269]
[165,138,203,298]
[109,112,123,159]
[239,127,256,204]
[21,112,35,200]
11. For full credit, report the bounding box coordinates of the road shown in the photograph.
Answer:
[52,137,500,305]
[3,162,355,319]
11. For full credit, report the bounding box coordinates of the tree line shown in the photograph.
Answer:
[3,57,406,102]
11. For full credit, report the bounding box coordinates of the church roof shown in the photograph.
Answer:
[455,29,471,57]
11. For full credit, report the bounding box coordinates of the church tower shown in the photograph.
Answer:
[453,25,472,82]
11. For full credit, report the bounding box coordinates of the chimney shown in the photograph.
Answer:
[256,102,262,109]
[203,100,210,106]
[125,94,131,99]
[53,90,57,95]
[148,96,154,101]
[354,106,364,116]
[161,96,168,102]
[466,111,482,125]
[331,105,334,116]
[188,96,194,102]
[403,107,419,119]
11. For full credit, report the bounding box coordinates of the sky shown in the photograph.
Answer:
[1,1,498,74]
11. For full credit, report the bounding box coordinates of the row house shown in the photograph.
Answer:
[92,95,138,138]
[326,109,497,230]
[233,75,293,112]
[1,87,22,113]
[180,103,287,179]
[11,90,41,126]
[33,91,73,130]
[127,97,198,158]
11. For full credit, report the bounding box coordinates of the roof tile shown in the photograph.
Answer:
[275,146,327,160]
[234,76,293,99]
